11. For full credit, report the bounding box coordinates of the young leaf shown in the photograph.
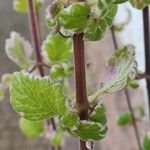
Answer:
[5,32,33,69]
[116,111,132,126]
[42,33,72,62]
[84,4,118,41]
[74,121,108,141]
[10,71,67,121]
[58,2,91,33]
[46,0,64,32]
[89,102,107,125]
[129,0,149,9]
[19,117,44,139]
[13,0,43,13]
[50,62,74,80]
[51,64,65,80]
[60,112,80,129]
[143,132,150,150]
[90,45,137,102]
[0,84,5,101]
[127,78,139,89]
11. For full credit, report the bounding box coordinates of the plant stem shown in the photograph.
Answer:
[27,1,57,150]
[27,0,44,76]
[111,28,142,150]
[143,6,150,123]
[73,33,89,150]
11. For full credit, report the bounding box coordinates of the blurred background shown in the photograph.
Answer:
[0,0,149,149]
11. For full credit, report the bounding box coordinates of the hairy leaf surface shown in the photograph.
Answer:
[74,121,107,141]
[90,45,137,101]
[58,2,91,33]
[42,33,72,62]
[5,32,33,69]
[89,102,107,125]
[84,4,117,41]
[10,72,67,121]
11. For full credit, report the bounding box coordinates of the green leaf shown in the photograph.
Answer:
[19,117,44,139]
[10,71,67,121]
[90,45,137,102]
[127,78,139,89]
[42,33,72,62]
[0,84,5,101]
[50,62,73,80]
[51,64,65,80]
[46,0,64,32]
[74,121,108,141]
[84,4,118,41]
[89,102,107,125]
[5,32,33,69]
[129,0,149,9]
[58,2,91,33]
[116,111,132,126]
[143,132,150,150]
[51,129,64,147]
[13,0,43,13]
[60,112,80,129]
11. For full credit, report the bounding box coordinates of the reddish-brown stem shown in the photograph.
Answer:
[27,1,57,150]
[73,33,89,150]
[143,6,150,121]
[28,0,44,76]
[136,73,150,80]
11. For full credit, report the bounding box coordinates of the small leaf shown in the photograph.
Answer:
[1,73,12,88]
[127,78,139,89]
[58,2,91,33]
[74,121,108,141]
[51,129,64,147]
[13,0,43,13]
[90,45,137,102]
[42,33,72,62]
[46,0,64,32]
[62,62,74,77]
[19,117,44,139]
[60,112,80,129]
[143,132,150,150]
[10,71,67,121]
[116,111,132,126]
[50,62,73,80]
[89,102,107,125]
[84,4,118,41]
[0,84,5,101]
[50,64,65,80]
[5,32,33,69]
[129,0,149,9]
